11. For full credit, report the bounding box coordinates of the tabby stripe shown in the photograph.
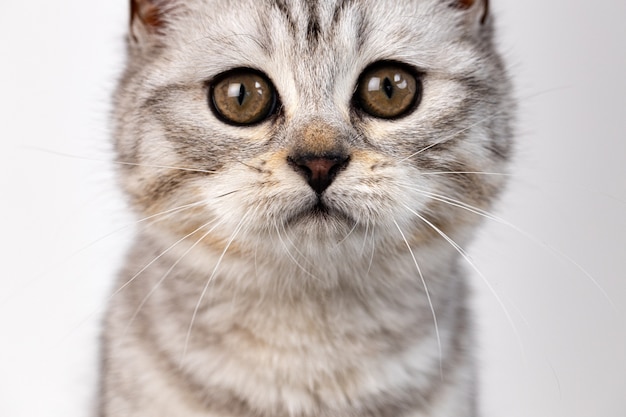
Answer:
[306,1,321,43]
[271,0,297,37]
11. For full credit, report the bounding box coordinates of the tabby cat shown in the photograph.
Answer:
[101,0,513,415]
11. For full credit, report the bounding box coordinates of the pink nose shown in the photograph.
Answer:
[288,154,350,194]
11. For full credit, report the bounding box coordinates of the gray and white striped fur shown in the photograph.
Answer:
[101,0,513,415]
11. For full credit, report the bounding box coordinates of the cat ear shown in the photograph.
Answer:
[129,0,178,43]
[451,0,490,25]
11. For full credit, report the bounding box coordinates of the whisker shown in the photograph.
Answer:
[397,183,616,309]
[359,212,371,258]
[399,111,507,163]
[281,221,319,271]
[365,223,377,278]
[116,160,215,174]
[228,206,260,311]
[419,171,512,177]
[400,203,526,360]
[122,218,227,336]
[113,220,216,298]
[393,219,443,378]
[60,218,217,343]
[92,200,207,246]
[181,210,252,365]
[398,86,566,166]
[418,171,626,206]
[397,183,495,220]
[2,200,209,309]
[275,223,318,280]
[334,216,360,248]
[235,158,265,173]
[23,146,216,174]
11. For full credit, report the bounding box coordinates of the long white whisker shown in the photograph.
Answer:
[402,88,564,167]
[122,219,227,335]
[393,220,443,378]
[419,171,626,207]
[79,200,204,254]
[359,213,371,258]
[419,171,512,177]
[181,210,251,364]
[280,221,318,270]
[397,183,496,220]
[398,183,616,309]
[60,218,217,342]
[401,203,526,360]
[113,221,216,297]
[334,216,360,248]
[24,146,217,174]
[274,223,318,280]
[365,224,377,278]
[1,200,208,306]
[115,160,215,174]
[399,111,506,163]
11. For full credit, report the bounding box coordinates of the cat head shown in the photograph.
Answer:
[114,0,512,280]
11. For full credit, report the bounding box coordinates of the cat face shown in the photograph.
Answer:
[114,0,512,269]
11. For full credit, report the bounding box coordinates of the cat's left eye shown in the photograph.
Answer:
[354,62,421,119]
[209,69,277,126]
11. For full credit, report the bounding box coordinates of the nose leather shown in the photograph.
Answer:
[288,154,350,194]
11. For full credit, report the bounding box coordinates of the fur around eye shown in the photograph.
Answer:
[355,62,422,119]
[209,69,277,126]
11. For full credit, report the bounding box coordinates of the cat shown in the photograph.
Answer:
[100,0,513,416]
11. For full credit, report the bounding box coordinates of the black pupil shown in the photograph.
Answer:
[237,83,246,106]
[383,77,393,99]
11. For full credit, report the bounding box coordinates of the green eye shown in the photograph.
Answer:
[355,62,421,119]
[210,69,277,125]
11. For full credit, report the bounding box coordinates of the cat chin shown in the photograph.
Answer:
[282,199,355,230]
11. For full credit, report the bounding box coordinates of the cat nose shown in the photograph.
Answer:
[287,153,350,195]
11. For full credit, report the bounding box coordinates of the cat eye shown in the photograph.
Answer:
[209,69,277,125]
[355,62,421,119]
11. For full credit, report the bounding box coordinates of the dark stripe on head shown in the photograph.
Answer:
[272,0,298,36]
[332,0,358,24]
[332,0,366,51]
[306,2,321,43]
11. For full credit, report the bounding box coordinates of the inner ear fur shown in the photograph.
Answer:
[451,0,490,25]
[130,0,178,41]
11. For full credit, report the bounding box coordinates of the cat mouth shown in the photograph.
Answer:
[284,198,353,227]
[311,200,330,215]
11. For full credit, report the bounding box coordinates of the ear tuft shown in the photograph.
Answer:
[130,0,177,42]
[450,0,490,25]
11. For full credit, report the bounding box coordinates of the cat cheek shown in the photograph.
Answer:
[323,154,420,222]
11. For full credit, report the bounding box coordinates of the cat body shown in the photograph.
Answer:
[101,0,513,416]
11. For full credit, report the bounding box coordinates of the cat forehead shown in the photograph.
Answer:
[163,0,474,73]
[180,0,450,27]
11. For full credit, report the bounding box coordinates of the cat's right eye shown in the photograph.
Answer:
[209,69,277,126]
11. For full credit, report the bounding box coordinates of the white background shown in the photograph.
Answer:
[1,1,625,416]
